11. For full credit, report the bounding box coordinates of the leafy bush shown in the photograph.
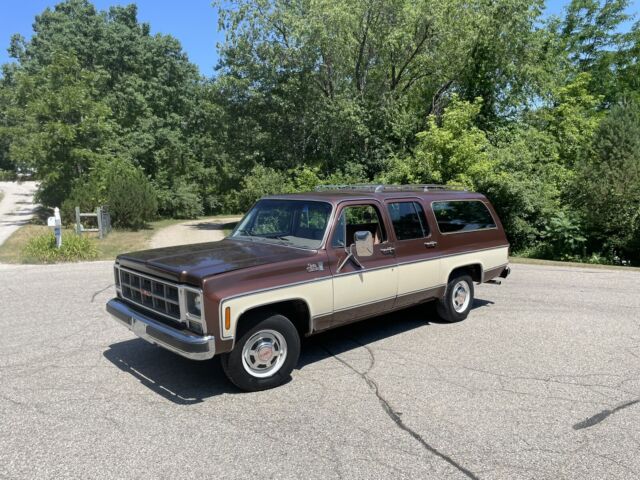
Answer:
[538,211,586,260]
[231,165,294,212]
[106,163,157,229]
[228,163,370,214]
[61,176,103,225]
[22,232,98,263]
[0,170,17,181]
[156,179,204,219]
[61,159,157,228]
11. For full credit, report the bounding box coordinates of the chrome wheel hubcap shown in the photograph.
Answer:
[242,330,287,378]
[452,281,471,313]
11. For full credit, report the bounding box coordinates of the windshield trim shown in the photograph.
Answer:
[231,198,335,251]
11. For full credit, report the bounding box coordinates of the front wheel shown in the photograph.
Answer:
[436,274,474,323]
[221,312,300,392]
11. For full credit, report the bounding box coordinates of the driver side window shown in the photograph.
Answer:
[331,205,386,248]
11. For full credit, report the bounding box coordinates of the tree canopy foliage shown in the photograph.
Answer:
[1,0,639,263]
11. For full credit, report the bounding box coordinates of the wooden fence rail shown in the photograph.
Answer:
[75,206,111,239]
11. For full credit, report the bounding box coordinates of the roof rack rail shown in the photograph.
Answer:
[314,184,466,193]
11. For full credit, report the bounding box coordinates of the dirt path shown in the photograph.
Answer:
[150,216,241,249]
[0,181,39,246]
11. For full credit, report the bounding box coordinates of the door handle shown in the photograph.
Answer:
[380,247,395,255]
[424,241,438,248]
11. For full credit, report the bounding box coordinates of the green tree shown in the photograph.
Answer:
[381,96,493,187]
[214,0,548,179]
[574,99,640,262]
[554,0,633,102]
[4,0,208,216]
[7,51,114,206]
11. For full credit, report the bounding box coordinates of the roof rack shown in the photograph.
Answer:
[314,184,466,193]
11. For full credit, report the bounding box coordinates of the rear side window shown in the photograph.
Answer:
[387,202,429,240]
[432,200,496,233]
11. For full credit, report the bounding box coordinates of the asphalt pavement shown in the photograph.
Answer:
[1,261,639,479]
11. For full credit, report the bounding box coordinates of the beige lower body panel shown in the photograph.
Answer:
[220,246,509,339]
[332,266,398,313]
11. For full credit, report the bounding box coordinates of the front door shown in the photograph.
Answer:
[325,202,398,327]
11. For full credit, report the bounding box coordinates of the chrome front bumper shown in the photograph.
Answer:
[106,298,216,360]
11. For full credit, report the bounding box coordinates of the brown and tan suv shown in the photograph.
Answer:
[106,185,510,391]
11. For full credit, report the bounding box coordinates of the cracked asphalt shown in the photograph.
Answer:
[1,261,639,479]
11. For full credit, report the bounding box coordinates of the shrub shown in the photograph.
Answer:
[156,179,203,219]
[231,165,294,212]
[541,211,586,259]
[0,170,17,181]
[61,176,103,225]
[60,159,157,228]
[106,164,157,229]
[60,158,158,229]
[227,163,370,214]
[22,232,98,263]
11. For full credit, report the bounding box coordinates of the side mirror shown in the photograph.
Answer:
[336,230,373,273]
[354,230,373,257]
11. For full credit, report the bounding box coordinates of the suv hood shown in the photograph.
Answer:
[116,238,317,284]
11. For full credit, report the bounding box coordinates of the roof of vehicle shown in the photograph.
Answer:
[264,184,488,204]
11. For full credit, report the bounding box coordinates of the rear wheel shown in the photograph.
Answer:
[221,312,300,392]
[436,274,474,323]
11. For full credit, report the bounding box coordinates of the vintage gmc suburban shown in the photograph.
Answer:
[106,184,510,391]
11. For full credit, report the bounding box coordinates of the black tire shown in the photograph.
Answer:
[221,312,300,392]
[436,274,474,323]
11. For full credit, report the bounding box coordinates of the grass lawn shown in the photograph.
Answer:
[510,256,640,272]
[0,217,192,264]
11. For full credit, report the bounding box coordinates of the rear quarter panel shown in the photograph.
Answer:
[423,197,509,284]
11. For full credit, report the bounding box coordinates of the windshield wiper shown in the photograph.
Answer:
[263,235,292,244]
[266,235,290,241]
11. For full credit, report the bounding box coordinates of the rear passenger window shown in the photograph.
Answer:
[387,202,429,240]
[432,201,496,233]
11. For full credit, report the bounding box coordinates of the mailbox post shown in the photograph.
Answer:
[47,207,62,248]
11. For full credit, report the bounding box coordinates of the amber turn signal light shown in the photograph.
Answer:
[224,307,231,331]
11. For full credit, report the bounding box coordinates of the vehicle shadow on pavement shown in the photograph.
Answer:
[299,299,494,368]
[103,298,493,403]
[103,341,235,404]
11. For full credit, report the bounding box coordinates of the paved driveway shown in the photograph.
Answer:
[1,262,639,479]
[0,181,39,245]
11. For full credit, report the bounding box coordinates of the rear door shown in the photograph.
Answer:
[385,199,443,309]
[325,201,398,328]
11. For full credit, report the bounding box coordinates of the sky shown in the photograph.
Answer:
[0,0,224,75]
[0,0,638,76]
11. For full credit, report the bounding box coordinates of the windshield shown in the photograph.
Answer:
[231,199,332,249]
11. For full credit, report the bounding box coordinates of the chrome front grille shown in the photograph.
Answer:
[118,268,181,321]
